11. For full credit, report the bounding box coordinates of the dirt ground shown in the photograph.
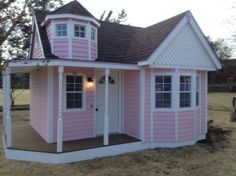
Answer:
[0,92,236,176]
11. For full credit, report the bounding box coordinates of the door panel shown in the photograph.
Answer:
[95,70,119,135]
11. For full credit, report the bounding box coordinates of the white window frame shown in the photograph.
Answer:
[74,24,87,39]
[55,23,68,37]
[91,27,97,42]
[63,73,86,112]
[196,75,200,107]
[153,73,174,112]
[179,75,192,109]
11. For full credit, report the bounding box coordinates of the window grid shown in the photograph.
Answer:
[180,76,191,108]
[66,75,83,109]
[91,28,96,41]
[55,24,67,37]
[74,24,86,38]
[155,76,172,108]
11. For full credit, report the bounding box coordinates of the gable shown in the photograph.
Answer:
[152,23,218,70]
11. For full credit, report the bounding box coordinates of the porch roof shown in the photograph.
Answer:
[7,58,140,73]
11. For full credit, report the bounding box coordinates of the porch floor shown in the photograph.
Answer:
[11,124,140,153]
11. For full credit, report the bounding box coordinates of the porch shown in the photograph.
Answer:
[11,123,140,153]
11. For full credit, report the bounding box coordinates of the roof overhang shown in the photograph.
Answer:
[41,14,100,27]
[8,59,139,73]
[138,11,222,71]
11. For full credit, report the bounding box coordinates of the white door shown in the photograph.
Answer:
[95,70,119,135]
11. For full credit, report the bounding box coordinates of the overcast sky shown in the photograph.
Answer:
[66,0,236,40]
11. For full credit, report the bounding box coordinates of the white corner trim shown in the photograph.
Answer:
[205,71,208,133]
[33,14,46,59]
[138,15,188,66]
[47,67,54,143]
[42,14,100,27]
[68,19,73,59]
[189,18,221,69]
[87,22,92,60]
[150,69,154,141]
[173,69,179,142]
[139,68,145,142]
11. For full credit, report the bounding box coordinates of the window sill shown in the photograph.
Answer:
[63,108,86,113]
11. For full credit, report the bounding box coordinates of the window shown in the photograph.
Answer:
[180,76,191,108]
[55,24,67,37]
[34,32,40,48]
[98,76,115,84]
[91,28,96,41]
[74,24,86,38]
[66,75,84,109]
[155,76,172,108]
[196,76,200,106]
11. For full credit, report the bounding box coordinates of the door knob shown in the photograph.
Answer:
[96,108,98,111]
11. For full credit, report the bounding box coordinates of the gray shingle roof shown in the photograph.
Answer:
[32,1,188,63]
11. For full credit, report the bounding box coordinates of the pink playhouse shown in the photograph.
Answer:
[2,1,221,163]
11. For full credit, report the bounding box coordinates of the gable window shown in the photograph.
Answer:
[66,75,84,109]
[155,76,172,108]
[55,23,67,37]
[34,32,40,48]
[180,76,191,108]
[74,24,86,38]
[196,76,200,106]
[91,28,96,41]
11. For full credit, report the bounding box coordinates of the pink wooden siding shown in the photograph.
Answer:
[53,38,69,58]
[72,39,89,60]
[91,41,97,60]
[30,68,48,142]
[144,69,151,142]
[153,112,175,142]
[178,111,195,141]
[124,70,140,139]
[53,67,94,142]
[200,71,206,134]
[32,31,44,58]
[196,109,201,135]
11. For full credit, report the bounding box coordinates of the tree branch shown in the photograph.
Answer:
[0,0,16,11]
[0,0,29,46]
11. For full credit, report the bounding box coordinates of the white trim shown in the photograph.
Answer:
[139,68,145,142]
[2,71,7,136]
[57,66,64,153]
[118,70,122,133]
[93,69,96,137]
[63,73,86,112]
[47,67,54,143]
[149,64,217,71]
[50,20,54,54]
[87,22,92,60]
[28,17,35,58]
[9,60,140,71]
[4,134,205,164]
[68,20,73,59]
[5,68,12,147]
[138,15,188,66]
[173,69,179,142]
[103,68,109,145]
[189,18,221,69]
[42,14,100,27]
[205,71,208,133]
[191,71,197,138]
[122,70,125,133]
[33,14,46,58]
[150,69,154,141]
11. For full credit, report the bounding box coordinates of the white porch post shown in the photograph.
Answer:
[57,66,64,152]
[2,70,6,136]
[103,68,109,145]
[4,67,12,147]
